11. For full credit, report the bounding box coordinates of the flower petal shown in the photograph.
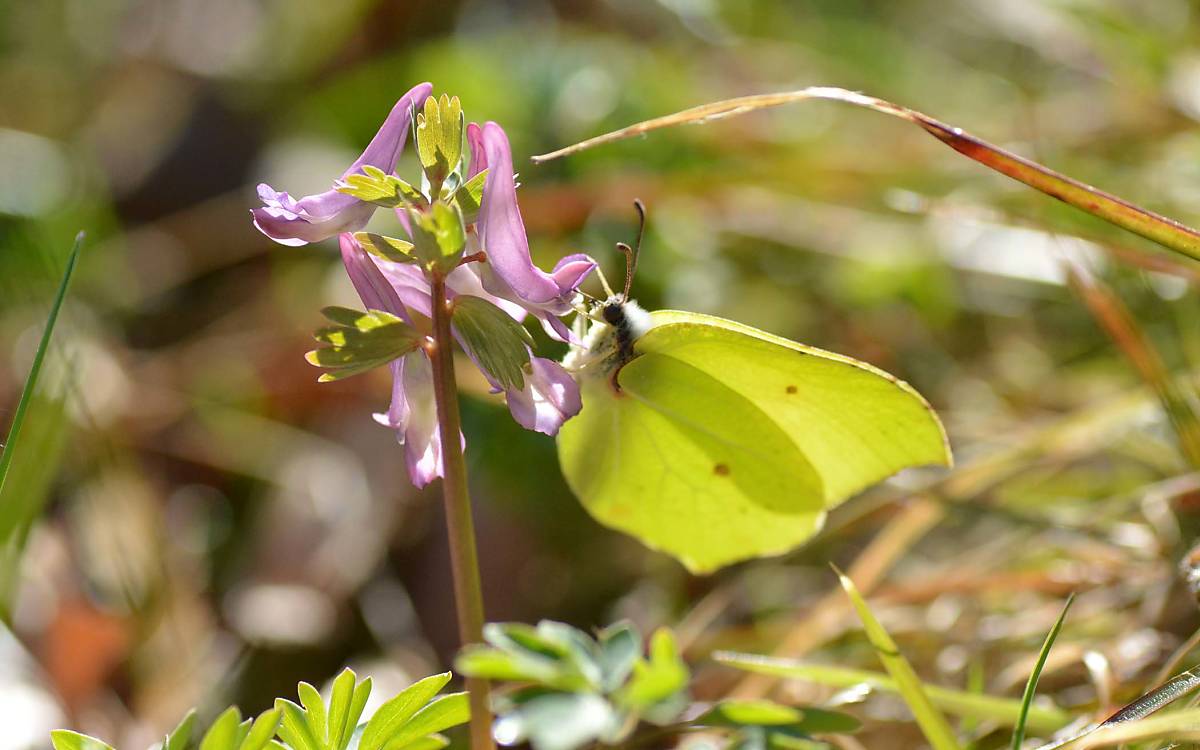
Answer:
[551,254,599,295]
[339,233,413,322]
[478,122,564,305]
[400,353,443,487]
[505,355,582,436]
[252,82,433,246]
[466,122,486,180]
[347,82,434,178]
[372,353,445,488]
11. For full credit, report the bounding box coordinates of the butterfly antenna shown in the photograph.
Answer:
[617,199,646,303]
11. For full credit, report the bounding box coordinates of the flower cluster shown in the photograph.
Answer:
[252,83,593,487]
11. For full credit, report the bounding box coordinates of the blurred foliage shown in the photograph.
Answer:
[4,0,1200,749]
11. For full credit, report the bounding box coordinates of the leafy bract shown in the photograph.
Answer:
[454,169,488,223]
[337,165,424,209]
[452,295,534,391]
[355,232,417,264]
[414,94,463,188]
[407,202,466,271]
[557,310,950,573]
[306,307,421,382]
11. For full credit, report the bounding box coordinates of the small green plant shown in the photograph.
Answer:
[48,669,468,750]
[456,620,859,750]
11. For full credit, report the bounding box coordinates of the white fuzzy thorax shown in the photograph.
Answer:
[622,299,653,340]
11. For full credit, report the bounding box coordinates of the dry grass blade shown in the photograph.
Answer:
[1038,709,1200,749]
[1034,668,1200,749]
[532,87,1200,263]
[1066,263,1200,467]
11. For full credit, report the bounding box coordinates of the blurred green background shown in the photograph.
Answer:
[4,1,1200,748]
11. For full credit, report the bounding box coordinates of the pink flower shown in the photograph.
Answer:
[340,233,456,487]
[367,248,581,436]
[252,83,433,246]
[474,122,596,341]
[505,355,583,435]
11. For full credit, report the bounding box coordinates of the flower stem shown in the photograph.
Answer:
[428,272,494,750]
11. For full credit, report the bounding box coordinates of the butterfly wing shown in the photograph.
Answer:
[557,310,951,573]
[641,311,951,507]
[558,350,827,573]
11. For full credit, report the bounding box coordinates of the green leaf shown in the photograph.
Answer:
[415,94,463,188]
[359,672,453,750]
[389,736,449,750]
[492,693,616,750]
[307,308,421,382]
[1011,594,1074,750]
[453,169,488,224]
[276,699,322,750]
[239,709,283,750]
[696,701,861,736]
[616,628,688,713]
[200,707,243,750]
[337,167,424,209]
[451,295,533,391]
[457,621,601,692]
[697,700,803,727]
[380,693,470,750]
[326,669,371,750]
[298,682,328,747]
[837,570,960,750]
[597,621,641,692]
[49,731,115,750]
[354,232,416,264]
[715,654,1072,734]
[784,708,862,735]
[454,643,565,686]
[166,710,198,750]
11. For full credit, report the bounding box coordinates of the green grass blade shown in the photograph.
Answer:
[714,655,1074,734]
[1012,594,1075,750]
[836,569,961,750]
[0,231,82,497]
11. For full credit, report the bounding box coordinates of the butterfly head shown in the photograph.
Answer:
[563,202,652,382]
